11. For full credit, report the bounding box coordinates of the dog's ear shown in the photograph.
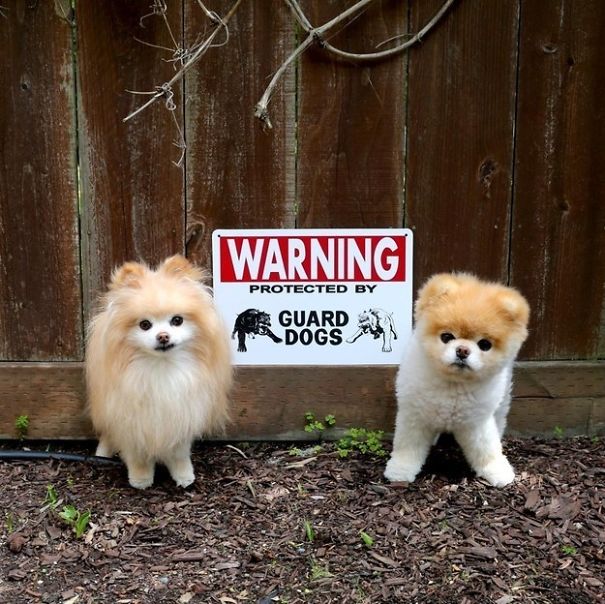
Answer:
[110,262,147,289]
[415,273,464,319]
[159,255,206,282]
[496,287,530,331]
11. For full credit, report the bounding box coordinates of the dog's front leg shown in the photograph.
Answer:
[95,436,115,458]
[164,442,195,488]
[237,330,247,352]
[264,328,283,344]
[454,418,514,487]
[346,329,364,344]
[384,413,434,483]
[122,450,155,490]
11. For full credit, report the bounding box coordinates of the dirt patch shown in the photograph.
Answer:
[1,437,603,603]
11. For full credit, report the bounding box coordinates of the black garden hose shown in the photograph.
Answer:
[0,450,122,465]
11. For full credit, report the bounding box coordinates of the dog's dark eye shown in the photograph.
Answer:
[139,320,152,331]
[170,315,183,327]
[440,332,455,344]
[478,339,492,351]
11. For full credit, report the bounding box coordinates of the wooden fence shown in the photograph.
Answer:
[0,0,604,440]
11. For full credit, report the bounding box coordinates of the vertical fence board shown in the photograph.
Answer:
[77,1,185,319]
[297,0,407,228]
[184,1,296,268]
[0,1,82,360]
[510,0,605,360]
[406,0,519,287]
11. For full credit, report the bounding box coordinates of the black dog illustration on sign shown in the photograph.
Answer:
[346,308,398,352]
[232,309,283,352]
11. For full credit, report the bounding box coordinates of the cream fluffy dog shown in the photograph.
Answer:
[384,273,529,487]
[86,255,232,489]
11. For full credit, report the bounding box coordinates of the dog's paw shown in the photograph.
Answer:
[173,471,195,488]
[166,456,195,488]
[384,456,419,483]
[128,475,154,490]
[477,456,515,487]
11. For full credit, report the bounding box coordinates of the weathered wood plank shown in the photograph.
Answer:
[77,1,185,320]
[184,1,296,268]
[0,1,82,360]
[406,0,519,287]
[0,362,603,440]
[510,0,605,360]
[297,0,407,228]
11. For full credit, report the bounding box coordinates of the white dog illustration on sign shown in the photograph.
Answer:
[347,308,398,352]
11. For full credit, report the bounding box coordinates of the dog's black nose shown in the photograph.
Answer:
[456,345,470,360]
[157,332,170,344]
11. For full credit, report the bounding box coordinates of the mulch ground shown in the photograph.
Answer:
[0,437,603,604]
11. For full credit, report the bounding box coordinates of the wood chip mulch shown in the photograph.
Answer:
[0,437,603,603]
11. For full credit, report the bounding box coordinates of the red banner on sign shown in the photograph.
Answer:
[219,235,407,283]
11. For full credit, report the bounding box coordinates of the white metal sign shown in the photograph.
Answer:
[212,229,413,365]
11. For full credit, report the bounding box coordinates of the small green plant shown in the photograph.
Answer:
[288,446,303,456]
[336,428,387,458]
[553,426,564,438]
[14,415,29,439]
[591,435,600,444]
[304,412,337,435]
[58,505,91,538]
[359,530,374,548]
[304,411,325,434]
[309,560,333,581]
[303,519,315,542]
[45,485,59,510]
[561,544,577,556]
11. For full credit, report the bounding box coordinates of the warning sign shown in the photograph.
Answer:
[212,229,413,365]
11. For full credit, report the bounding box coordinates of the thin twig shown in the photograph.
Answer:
[256,0,376,129]
[322,0,455,61]
[283,0,311,30]
[195,0,221,24]
[225,444,248,459]
[123,0,243,123]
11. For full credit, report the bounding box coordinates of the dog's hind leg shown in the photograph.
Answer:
[382,331,392,352]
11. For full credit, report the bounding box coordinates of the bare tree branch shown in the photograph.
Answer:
[123,0,243,124]
[256,0,376,129]
[257,0,455,128]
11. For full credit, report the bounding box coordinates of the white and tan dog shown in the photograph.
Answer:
[384,273,529,487]
[86,255,232,489]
